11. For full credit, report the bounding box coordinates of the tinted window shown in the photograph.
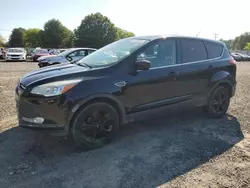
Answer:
[204,42,223,59]
[137,40,176,68]
[181,39,207,63]
[79,50,87,57]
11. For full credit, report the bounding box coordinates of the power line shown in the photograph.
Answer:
[214,33,218,40]
[0,29,11,31]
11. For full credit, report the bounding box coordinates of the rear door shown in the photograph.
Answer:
[177,39,224,106]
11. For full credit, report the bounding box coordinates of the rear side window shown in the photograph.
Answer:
[181,39,207,63]
[204,42,223,59]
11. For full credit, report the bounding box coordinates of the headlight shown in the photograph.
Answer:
[30,80,82,97]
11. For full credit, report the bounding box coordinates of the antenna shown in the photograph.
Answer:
[214,33,218,40]
[196,30,202,37]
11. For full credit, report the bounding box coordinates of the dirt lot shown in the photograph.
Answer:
[0,62,250,188]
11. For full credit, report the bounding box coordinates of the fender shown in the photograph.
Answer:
[207,71,234,101]
[65,94,126,133]
[211,70,231,83]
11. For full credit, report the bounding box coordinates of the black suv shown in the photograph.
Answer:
[16,36,236,149]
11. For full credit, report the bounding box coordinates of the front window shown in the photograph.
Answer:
[8,48,24,53]
[77,38,149,67]
[137,39,176,68]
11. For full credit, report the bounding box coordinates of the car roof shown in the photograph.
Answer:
[8,47,24,49]
[69,47,97,50]
[127,35,224,45]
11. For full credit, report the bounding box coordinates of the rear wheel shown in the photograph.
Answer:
[206,86,230,118]
[71,102,119,149]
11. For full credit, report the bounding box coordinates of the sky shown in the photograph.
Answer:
[1,0,250,41]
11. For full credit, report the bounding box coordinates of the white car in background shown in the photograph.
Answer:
[37,48,96,67]
[5,48,27,61]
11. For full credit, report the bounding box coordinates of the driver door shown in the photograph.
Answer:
[122,39,183,112]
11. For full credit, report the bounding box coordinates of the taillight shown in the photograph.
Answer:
[228,58,236,65]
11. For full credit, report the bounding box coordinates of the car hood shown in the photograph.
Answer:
[38,55,58,61]
[20,64,90,87]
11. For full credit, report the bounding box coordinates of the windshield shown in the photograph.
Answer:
[77,38,149,67]
[8,48,24,53]
[57,49,76,56]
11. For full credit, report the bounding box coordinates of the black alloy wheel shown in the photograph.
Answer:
[71,102,119,149]
[207,86,230,118]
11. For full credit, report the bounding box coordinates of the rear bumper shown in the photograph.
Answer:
[231,84,236,97]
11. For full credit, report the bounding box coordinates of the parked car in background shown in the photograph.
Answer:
[5,48,27,61]
[16,36,236,149]
[0,49,2,59]
[37,48,96,67]
[231,52,250,61]
[31,49,53,62]
[231,52,242,61]
[238,53,250,61]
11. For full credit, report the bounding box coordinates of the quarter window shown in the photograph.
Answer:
[204,42,223,59]
[137,40,176,68]
[181,39,207,63]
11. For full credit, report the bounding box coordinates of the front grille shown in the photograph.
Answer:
[11,55,20,57]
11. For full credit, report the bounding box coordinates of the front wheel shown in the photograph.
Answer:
[206,86,230,118]
[71,102,120,149]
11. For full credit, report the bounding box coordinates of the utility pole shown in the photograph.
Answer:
[214,33,218,40]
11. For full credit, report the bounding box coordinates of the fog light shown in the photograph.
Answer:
[22,117,44,124]
[34,117,44,123]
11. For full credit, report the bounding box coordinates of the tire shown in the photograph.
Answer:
[206,86,230,118]
[71,102,120,149]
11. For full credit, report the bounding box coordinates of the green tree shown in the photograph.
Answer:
[244,42,250,50]
[0,35,5,46]
[23,28,43,48]
[116,27,135,40]
[74,12,117,48]
[219,39,232,49]
[8,28,25,47]
[43,19,73,48]
[62,28,74,48]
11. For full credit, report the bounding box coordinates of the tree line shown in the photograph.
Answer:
[0,13,135,49]
[220,32,250,50]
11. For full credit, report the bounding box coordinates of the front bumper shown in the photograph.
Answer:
[6,56,26,61]
[15,84,70,131]
[38,62,49,67]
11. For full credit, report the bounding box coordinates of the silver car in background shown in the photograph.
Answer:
[5,48,27,61]
[37,48,96,67]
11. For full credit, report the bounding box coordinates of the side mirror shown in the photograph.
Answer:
[67,56,73,62]
[135,59,151,70]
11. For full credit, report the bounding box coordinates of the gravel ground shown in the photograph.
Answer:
[0,62,250,188]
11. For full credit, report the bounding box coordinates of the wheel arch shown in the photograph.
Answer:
[66,94,126,133]
[209,71,234,97]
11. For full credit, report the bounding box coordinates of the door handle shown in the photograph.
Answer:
[208,64,213,68]
[114,81,126,87]
[168,71,179,77]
